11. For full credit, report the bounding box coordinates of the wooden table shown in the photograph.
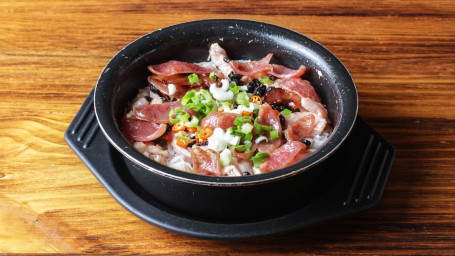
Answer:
[1,0,454,254]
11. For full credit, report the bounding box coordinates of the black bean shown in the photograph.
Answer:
[300,139,311,147]
[188,141,196,147]
[223,57,230,63]
[271,105,280,111]
[160,95,170,102]
[159,139,168,147]
[228,72,242,81]
[278,105,286,112]
[254,85,266,97]
[246,82,255,93]
[153,138,167,147]
[233,79,242,85]
[144,95,152,102]
[265,86,275,93]
[150,84,160,94]
[252,79,262,87]
[279,114,286,127]
[197,141,208,146]
[269,75,277,81]
[242,171,251,176]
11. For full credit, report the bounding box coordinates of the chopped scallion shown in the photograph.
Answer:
[253,117,274,136]
[185,115,199,127]
[251,152,270,168]
[255,136,268,144]
[241,123,254,134]
[260,76,271,84]
[209,72,217,81]
[177,131,194,143]
[236,91,249,106]
[188,73,199,84]
[181,89,215,119]
[169,107,190,124]
[231,143,252,153]
[229,81,239,93]
[243,133,253,142]
[219,148,232,166]
[269,130,279,139]
[234,116,253,127]
[281,108,292,115]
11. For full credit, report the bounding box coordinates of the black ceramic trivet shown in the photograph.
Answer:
[65,89,395,240]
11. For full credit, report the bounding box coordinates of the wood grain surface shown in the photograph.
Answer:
[1,0,454,254]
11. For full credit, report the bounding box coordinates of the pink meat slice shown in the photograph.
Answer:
[257,103,281,133]
[277,78,320,103]
[257,103,283,154]
[149,74,190,85]
[230,143,257,160]
[284,113,315,141]
[300,97,328,119]
[257,139,283,155]
[148,60,212,76]
[229,54,273,77]
[191,147,221,176]
[134,101,195,123]
[270,64,306,79]
[148,77,190,99]
[259,141,307,173]
[150,73,220,87]
[265,80,328,120]
[209,43,234,77]
[121,118,167,142]
[263,87,303,109]
[200,112,239,130]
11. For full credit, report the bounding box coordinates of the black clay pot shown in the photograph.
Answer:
[94,19,358,221]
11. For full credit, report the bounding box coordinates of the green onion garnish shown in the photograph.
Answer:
[243,133,253,142]
[260,76,271,85]
[231,143,252,154]
[181,90,195,105]
[181,89,215,119]
[251,152,270,168]
[185,115,199,127]
[229,81,239,93]
[269,130,279,140]
[281,108,292,115]
[209,72,217,81]
[236,91,249,106]
[169,107,190,124]
[219,148,232,166]
[253,117,274,136]
[234,116,253,127]
[241,123,254,134]
[177,131,194,143]
[188,73,199,84]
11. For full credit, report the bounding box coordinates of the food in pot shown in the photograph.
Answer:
[120,43,331,176]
